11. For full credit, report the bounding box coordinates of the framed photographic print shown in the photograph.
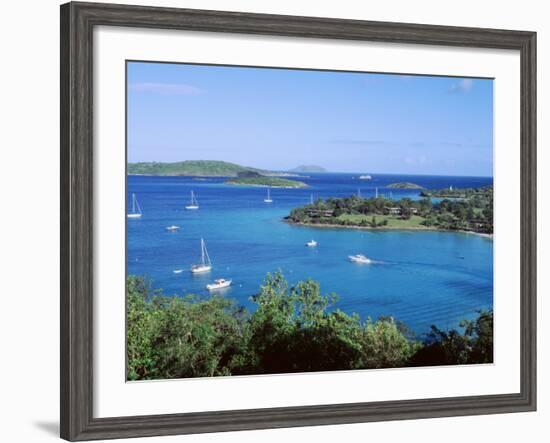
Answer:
[60,2,536,441]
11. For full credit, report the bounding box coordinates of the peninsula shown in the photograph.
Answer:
[285,186,493,234]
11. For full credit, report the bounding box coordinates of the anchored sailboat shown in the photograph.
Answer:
[264,188,273,203]
[127,193,142,218]
[191,238,212,273]
[185,191,199,210]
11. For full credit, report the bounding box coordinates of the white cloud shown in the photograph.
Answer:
[448,78,474,94]
[129,82,203,95]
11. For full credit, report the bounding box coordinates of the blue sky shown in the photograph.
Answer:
[127,61,493,176]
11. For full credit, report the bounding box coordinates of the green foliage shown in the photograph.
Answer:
[127,276,248,380]
[410,310,493,366]
[127,160,267,177]
[359,318,421,368]
[285,186,493,234]
[127,274,493,380]
[387,182,424,189]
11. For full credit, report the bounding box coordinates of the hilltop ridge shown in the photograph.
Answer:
[127,160,268,177]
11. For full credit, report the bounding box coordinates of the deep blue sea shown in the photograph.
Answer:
[127,173,493,336]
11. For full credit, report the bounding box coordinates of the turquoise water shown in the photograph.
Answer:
[127,173,493,335]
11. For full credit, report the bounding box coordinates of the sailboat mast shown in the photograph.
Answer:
[200,238,205,265]
[205,242,211,265]
[132,194,136,213]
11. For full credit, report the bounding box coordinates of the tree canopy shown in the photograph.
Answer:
[127,273,493,380]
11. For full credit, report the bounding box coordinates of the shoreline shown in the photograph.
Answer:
[285,220,493,238]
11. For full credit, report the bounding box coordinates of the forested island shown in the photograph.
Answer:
[128,160,272,177]
[286,186,493,234]
[226,177,307,188]
[127,273,493,380]
[387,182,424,189]
[225,171,307,188]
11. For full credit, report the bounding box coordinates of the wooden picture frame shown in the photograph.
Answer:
[60,1,536,440]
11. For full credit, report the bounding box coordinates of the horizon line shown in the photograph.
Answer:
[127,159,493,179]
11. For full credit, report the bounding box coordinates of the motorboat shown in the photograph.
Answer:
[206,279,232,291]
[348,254,372,264]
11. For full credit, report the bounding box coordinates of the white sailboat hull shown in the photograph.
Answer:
[128,193,143,218]
[191,238,212,273]
[191,265,212,274]
[186,191,199,209]
[263,199,273,203]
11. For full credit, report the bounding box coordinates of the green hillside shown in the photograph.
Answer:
[127,160,267,177]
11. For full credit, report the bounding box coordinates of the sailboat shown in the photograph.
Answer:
[185,191,199,210]
[190,238,212,273]
[127,193,142,218]
[357,188,362,198]
[264,187,273,203]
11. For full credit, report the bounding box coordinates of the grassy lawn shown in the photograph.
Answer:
[336,214,427,229]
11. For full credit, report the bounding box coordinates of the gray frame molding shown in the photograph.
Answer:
[60,2,536,441]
